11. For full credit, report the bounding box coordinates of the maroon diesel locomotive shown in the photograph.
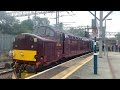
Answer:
[10,26,93,75]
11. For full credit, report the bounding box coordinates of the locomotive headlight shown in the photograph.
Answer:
[40,57,43,60]
[9,50,14,58]
[31,45,34,48]
[20,52,24,56]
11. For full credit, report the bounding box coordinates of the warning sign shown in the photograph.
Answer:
[92,29,98,38]
[92,29,98,34]
[91,19,98,38]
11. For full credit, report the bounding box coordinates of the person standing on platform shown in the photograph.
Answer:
[114,45,116,52]
[119,45,120,52]
[112,45,114,52]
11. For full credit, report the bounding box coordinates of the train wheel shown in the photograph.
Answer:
[26,65,36,73]
[36,65,43,72]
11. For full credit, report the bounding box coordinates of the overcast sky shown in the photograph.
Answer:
[14,11,120,38]
[15,11,120,33]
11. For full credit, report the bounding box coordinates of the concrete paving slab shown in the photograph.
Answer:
[67,52,118,79]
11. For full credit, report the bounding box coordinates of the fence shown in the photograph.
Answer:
[0,33,15,52]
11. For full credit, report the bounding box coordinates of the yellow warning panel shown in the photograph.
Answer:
[13,50,36,61]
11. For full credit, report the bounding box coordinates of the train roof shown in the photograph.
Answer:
[39,26,82,39]
[39,26,92,41]
[20,33,55,42]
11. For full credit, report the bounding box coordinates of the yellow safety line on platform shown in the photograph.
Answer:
[61,55,93,79]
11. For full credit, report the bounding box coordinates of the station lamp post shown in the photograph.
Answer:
[104,18,112,55]
[93,11,98,74]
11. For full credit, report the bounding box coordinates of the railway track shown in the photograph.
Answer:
[0,61,13,79]
[0,69,13,79]
[0,52,93,79]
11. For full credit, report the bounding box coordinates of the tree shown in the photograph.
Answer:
[115,32,120,44]
[67,27,85,37]
[20,19,34,33]
[58,23,63,30]
[0,11,19,34]
[0,12,51,35]
[9,18,34,35]
[32,16,50,27]
[12,23,23,35]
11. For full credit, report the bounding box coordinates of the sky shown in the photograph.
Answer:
[15,11,120,37]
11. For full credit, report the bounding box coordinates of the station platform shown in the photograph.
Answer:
[67,52,120,79]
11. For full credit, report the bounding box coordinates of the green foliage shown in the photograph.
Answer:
[0,12,85,38]
[58,23,63,30]
[20,19,34,33]
[115,32,120,39]
[32,16,50,27]
[67,27,85,37]
[0,11,50,35]
[0,11,17,34]
[115,32,120,44]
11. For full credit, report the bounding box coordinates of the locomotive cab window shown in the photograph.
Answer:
[45,28,55,37]
[37,26,46,36]
[37,26,55,37]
